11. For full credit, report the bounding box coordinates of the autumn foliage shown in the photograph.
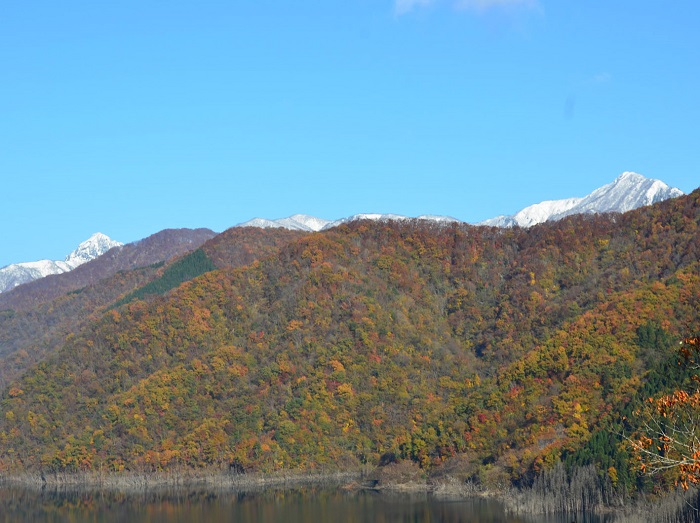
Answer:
[0,189,698,494]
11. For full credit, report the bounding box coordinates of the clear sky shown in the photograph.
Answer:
[1,1,698,267]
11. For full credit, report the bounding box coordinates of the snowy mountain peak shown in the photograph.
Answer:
[0,233,123,293]
[65,232,123,267]
[580,172,684,214]
[479,172,683,228]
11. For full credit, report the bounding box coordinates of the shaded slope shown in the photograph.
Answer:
[112,249,218,308]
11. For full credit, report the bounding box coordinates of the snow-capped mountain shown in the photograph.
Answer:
[479,172,684,228]
[562,171,683,217]
[234,172,683,233]
[64,232,123,266]
[0,233,122,293]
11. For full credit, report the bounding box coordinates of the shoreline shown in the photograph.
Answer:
[0,468,489,498]
[3,469,697,521]
[0,469,365,492]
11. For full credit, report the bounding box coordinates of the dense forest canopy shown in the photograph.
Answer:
[0,189,698,494]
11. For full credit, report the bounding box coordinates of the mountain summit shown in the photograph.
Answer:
[0,233,123,293]
[479,172,684,228]
[64,232,123,267]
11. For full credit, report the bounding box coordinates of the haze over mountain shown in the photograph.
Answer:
[236,172,683,233]
[0,233,122,294]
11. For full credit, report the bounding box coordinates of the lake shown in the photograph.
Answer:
[0,485,610,522]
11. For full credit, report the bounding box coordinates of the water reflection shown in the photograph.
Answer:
[0,485,606,523]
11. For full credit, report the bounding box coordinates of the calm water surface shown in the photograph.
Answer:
[0,485,609,523]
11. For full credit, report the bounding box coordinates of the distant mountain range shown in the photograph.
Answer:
[237,172,684,232]
[0,172,684,294]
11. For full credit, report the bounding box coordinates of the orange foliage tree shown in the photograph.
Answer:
[630,337,700,490]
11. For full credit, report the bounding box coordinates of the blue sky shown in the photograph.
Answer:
[1,1,698,267]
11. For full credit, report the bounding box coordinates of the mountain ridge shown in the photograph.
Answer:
[235,172,684,232]
[0,172,685,293]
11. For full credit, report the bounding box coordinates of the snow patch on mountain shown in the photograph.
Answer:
[0,233,123,293]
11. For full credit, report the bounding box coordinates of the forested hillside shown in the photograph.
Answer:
[0,190,698,493]
[0,229,217,312]
[0,228,304,390]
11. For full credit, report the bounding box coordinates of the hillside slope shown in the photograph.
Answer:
[0,228,305,388]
